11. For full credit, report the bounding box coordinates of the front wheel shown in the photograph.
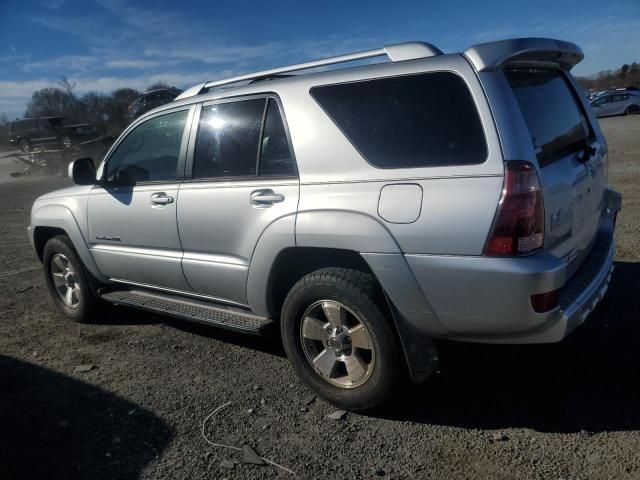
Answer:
[19,139,31,153]
[281,268,403,412]
[43,235,101,323]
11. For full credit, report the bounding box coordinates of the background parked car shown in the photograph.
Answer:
[590,91,640,117]
[9,116,98,153]
[128,88,182,119]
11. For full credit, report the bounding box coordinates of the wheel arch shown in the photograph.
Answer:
[31,204,107,283]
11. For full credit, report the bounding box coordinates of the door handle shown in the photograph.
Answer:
[150,192,174,205]
[250,189,284,207]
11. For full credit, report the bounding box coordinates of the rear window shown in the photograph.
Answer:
[505,69,590,165]
[310,72,487,169]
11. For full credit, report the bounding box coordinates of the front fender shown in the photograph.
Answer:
[30,204,107,283]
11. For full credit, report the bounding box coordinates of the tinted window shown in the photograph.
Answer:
[259,99,295,176]
[105,109,188,183]
[310,72,487,169]
[47,117,74,127]
[13,119,37,131]
[193,99,265,179]
[505,69,590,165]
[592,96,610,106]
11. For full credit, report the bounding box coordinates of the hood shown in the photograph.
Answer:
[36,184,94,200]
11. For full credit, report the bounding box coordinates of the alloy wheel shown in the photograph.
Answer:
[300,300,375,388]
[51,253,81,308]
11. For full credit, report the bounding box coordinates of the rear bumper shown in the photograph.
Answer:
[404,188,621,344]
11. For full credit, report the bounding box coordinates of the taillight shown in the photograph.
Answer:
[484,161,544,256]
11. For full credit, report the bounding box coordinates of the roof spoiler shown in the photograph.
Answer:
[464,37,583,72]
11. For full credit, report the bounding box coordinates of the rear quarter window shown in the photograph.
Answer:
[310,72,487,169]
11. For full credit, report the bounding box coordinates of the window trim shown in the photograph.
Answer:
[309,70,489,170]
[183,92,299,183]
[99,104,194,187]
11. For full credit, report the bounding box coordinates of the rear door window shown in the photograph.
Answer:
[193,99,265,179]
[310,72,487,169]
[505,69,590,165]
[259,98,295,176]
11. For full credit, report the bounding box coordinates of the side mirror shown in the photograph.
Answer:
[68,157,97,185]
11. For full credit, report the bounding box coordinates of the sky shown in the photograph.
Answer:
[0,0,639,119]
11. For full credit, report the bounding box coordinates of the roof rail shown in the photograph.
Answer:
[174,41,442,101]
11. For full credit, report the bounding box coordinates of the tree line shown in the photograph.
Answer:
[576,63,640,92]
[0,79,175,146]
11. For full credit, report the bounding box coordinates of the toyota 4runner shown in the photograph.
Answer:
[29,38,622,411]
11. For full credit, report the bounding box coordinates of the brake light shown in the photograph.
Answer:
[484,161,544,256]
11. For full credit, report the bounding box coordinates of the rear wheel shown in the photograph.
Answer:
[281,268,402,412]
[43,235,101,323]
[626,105,640,115]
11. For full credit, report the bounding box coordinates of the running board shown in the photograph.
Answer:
[100,289,273,334]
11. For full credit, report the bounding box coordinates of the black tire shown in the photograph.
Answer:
[43,235,101,323]
[626,105,640,115]
[60,135,73,149]
[19,139,31,153]
[280,267,403,412]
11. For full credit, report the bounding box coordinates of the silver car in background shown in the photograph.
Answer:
[29,37,621,411]
[591,91,640,117]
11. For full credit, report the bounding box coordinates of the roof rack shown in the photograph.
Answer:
[174,41,442,101]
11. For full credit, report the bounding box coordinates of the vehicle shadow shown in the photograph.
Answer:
[102,304,286,358]
[382,260,640,433]
[0,355,173,480]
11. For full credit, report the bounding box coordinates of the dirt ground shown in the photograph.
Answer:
[1,116,639,480]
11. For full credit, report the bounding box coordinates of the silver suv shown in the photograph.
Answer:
[29,38,622,411]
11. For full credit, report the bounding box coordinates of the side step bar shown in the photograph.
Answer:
[100,289,273,335]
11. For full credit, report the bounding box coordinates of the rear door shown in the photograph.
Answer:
[177,96,299,306]
[609,94,628,115]
[504,69,607,274]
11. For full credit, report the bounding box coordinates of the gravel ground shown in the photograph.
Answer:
[1,116,640,480]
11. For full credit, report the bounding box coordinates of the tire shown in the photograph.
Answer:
[19,139,31,153]
[43,235,101,323]
[626,105,640,115]
[280,267,403,412]
[61,135,73,149]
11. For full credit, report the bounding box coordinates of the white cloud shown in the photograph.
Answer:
[22,55,98,73]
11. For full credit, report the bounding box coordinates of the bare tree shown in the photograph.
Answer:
[146,81,171,91]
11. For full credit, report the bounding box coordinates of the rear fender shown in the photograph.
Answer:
[296,210,442,382]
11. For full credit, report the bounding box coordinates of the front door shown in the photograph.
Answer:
[592,95,613,116]
[88,107,193,291]
[177,97,299,305]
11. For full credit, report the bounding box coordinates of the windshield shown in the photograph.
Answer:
[505,69,590,165]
